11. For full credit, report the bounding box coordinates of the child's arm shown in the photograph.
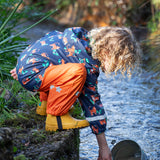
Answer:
[96,132,112,160]
[10,67,18,80]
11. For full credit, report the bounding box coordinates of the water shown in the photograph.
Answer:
[80,70,160,160]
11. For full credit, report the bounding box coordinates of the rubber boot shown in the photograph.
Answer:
[36,101,47,116]
[45,112,89,131]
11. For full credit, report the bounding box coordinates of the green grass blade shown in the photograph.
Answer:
[0,0,23,32]
[0,8,59,46]
[0,44,28,54]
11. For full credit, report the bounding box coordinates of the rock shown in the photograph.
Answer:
[13,129,79,160]
[0,127,13,160]
[0,126,80,160]
[0,88,18,108]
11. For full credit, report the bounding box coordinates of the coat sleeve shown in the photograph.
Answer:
[78,69,107,134]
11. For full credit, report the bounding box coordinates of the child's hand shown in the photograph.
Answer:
[10,68,18,80]
[96,133,112,160]
[98,146,112,160]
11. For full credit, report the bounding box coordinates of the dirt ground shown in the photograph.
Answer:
[3,107,79,160]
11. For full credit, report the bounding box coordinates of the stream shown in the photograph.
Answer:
[80,69,160,160]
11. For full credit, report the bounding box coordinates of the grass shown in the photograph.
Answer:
[14,154,28,160]
[0,79,39,125]
[71,100,85,119]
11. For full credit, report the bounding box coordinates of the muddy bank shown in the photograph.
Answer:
[1,108,79,160]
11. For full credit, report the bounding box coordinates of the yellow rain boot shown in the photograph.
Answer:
[45,112,89,131]
[36,101,47,116]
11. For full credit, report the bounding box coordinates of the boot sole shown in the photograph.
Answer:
[45,123,89,131]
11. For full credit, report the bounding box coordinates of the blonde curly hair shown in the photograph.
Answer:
[88,26,142,77]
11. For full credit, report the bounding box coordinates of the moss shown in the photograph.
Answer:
[14,154,28,160]
[31,130,46,143]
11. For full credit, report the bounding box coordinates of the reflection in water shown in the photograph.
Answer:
[80,70,160,160]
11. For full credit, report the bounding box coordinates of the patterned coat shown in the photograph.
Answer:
[16,27,107,134]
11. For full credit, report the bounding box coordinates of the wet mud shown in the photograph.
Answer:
[2,108,79,160]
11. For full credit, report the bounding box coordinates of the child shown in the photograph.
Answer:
[10,26,141,160]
